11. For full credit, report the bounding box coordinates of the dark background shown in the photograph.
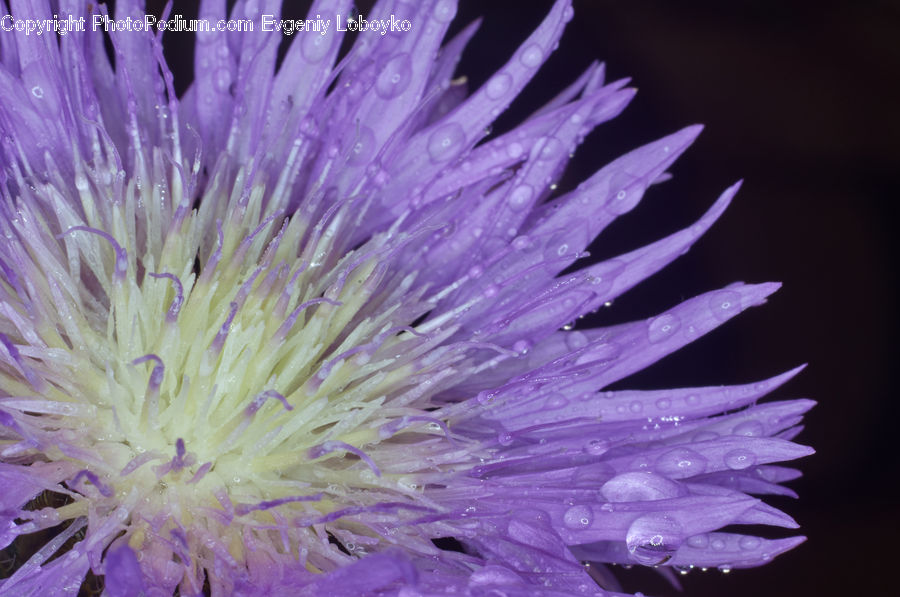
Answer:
[154,0,896,595]
[456,1,895,596]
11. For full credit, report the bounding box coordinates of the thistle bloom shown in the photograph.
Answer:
[0,1,814,595]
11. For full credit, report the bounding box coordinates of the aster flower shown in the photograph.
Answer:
[0,0,814,595]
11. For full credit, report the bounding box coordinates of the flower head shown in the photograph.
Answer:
[0,1,813,596]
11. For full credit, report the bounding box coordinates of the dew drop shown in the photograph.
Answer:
[566,331,589,350]
[647,313,681,343]
[724,449,756,470]
[468,265,483,279]
[214,68,231,93]
[485,72,513,100]
[346,126,376,166]
[739,535,761,550]
[513,339,531,354]
[519,44,544,68]
[509,184,534,210]
[302,33,331,63]
[476,390,495,404]
[433,0,456,22]
[607,185,644,215]
[587,258,625,295]
[546,394,568,409]
[692,430,719,442]
[470,565,522,586]
[654,448,708,478]
[583,439,608,456]
[600,471,683,502]
[655,397,672,410]
[563,505,593,529]
[427,122,466,162]
[243,0,260,18]
[507,142,524,159]
[709,290,742,322]
[31,86,44,99]
[375,53,413,99]
[512,235,530,251]
[498,432,514,446]
[543,231,576,264]
[626,513,684,565]
[732,420,764,437]
[539,136,564,160]
[686,534,709,549]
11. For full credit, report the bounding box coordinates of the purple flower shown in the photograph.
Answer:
[0,1,813,595]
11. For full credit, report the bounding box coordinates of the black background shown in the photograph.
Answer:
[152,1,898,595]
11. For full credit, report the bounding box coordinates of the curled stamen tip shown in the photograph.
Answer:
[71,469,114,497]
[308,440,381,477]
[57,226,128,280]
[245,390,293,416]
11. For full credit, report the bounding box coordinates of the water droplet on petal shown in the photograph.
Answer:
[601,471,683,502]
[692,430,719,442]
[587,259,625,295]
[302,33,332,63]
[566,331,589,350]
[686,534,709,549]
[214,68,231,93]
[654,448,708,478]
[724,449,756,470]
[607,185,644,215]
[498,431,514,446]
[655,397,672,410]
[626,513,684,565]
[512,235,530,251]
[375,53,413,99]
[347,126,376,166]
[563,505,593,529]
[513,339,531,354]
[520,44,544,68]
[433,0,456,22]
[539,136,564,160]
[546,394,568,409]
[583,439,608,456]
[427,122,466,162]
[477,390,496,404]
[243,0,260,18]
[509,184,534,210]
[709,290,742,321]
[543,230,577,264]
[732,420,764,437]
[470,565,523,586]
[739,535,761,550]
[648,313,681,343]
[485,72,513,100]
